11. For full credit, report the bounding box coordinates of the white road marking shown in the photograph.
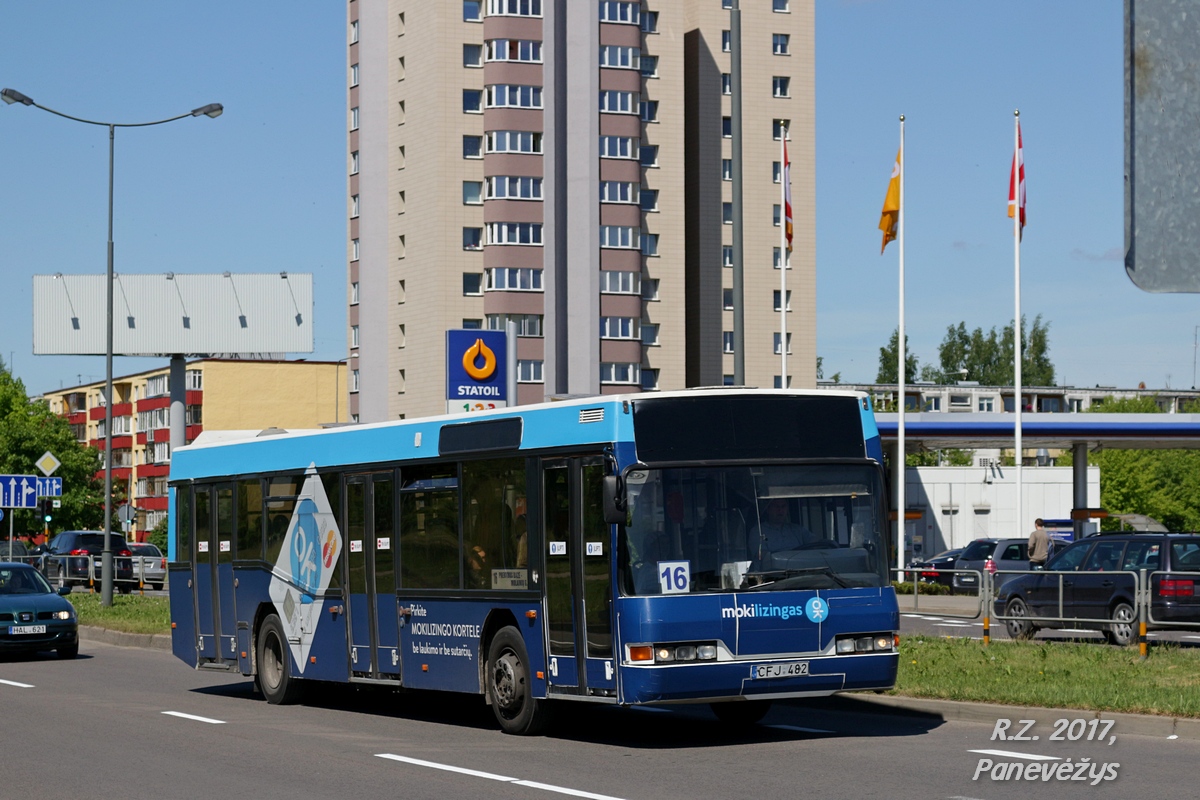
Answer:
[767,724,835,734]
[376,754,627,800]
[162,711,226,724]
[1168,734,1179,739]
[936,622,973,627]
[968,749,1061,761]
[0,679,34,688]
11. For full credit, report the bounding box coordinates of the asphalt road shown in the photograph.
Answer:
[1,639,1195,799]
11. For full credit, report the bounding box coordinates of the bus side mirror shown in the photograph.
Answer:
[602,475,626,525]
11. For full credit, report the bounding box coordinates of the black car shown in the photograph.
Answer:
[0,562,78,659]
[908,548,962,587]
[41,531,134,593]
[994,533,1200,646]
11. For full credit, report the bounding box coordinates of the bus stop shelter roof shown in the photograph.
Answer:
[874,413,1200,451]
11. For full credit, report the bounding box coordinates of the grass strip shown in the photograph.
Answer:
[893,635,1200,717]
[67,592,171,635]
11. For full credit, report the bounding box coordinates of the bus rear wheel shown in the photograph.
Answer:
[710,700,772,727]
[256,614,301,705]
[487,627,552,735]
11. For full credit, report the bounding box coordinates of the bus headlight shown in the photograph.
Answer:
[696,644,717,660]
[655,647,675,662]
[835,633,894,654]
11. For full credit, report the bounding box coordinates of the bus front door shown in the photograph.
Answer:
[542,457,616,696]
[345,473,400,680]
[194,483,237,665]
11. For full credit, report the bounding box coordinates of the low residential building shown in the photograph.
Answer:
[41,359,348,538]
[827,381,1200,415]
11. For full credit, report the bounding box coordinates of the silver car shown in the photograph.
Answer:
[129,543,166,590]
[953,538,1030,594]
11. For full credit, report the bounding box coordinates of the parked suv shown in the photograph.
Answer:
[42,532,134,593]
[993,533,1200,645]
[953,538,1030,594]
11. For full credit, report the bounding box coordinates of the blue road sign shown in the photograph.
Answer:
[0,475,39,509]
[36,477,63,498]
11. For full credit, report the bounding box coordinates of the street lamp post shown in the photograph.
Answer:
[2,88,221,606]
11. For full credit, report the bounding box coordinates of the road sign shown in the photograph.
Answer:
[117,504,136,523]
[0,475,39,509]
[35,452,61,477]
[36,477,63,498]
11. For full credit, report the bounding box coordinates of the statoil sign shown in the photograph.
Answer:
[446,329,508,413]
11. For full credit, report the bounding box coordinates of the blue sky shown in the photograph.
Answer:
[2,1,1194,398]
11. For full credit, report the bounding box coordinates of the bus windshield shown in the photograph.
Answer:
[621,463,888,595]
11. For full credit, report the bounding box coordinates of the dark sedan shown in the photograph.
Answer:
[994,533,1200,646]
[0,563,78,659]
[908,548,962,587]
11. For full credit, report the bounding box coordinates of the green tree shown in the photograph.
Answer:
[876,328,920,384]
[0,360,105,537]
[148,515,169,553]
[933,315,1054,386]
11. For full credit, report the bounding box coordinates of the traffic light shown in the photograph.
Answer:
[41,498,53,523]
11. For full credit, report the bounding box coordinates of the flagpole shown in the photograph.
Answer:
[780,128,788,384]
[896,114,906,578]
[1013,109,1023,537]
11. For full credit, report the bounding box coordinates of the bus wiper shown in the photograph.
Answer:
[742,566,850,591]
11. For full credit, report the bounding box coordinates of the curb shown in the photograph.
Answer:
[79,625,172,652]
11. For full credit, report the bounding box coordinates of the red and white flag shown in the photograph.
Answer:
[1007,122,1026,237]
[783,137,793,252]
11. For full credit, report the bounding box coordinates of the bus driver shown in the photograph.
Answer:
[750,498,814,561]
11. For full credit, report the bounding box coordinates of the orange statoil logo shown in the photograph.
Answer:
[462,338,497,380]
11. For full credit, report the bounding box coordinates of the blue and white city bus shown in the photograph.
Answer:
[168,389,898,734]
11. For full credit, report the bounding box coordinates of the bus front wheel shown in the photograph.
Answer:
[256,614,301,705]
[487,627,553,735]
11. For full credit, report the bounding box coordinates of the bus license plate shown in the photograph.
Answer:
[753,661,809,680]
[9,625,46,635]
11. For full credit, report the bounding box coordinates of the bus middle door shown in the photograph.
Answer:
[345,473,400,680]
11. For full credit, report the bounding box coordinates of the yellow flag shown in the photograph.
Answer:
[879,148,901,254]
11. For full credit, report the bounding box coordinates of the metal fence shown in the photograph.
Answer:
[13,553,164,595]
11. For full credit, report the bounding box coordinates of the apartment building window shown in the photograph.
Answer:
[640,145,658,166]
[641,324,659,346]
[487,267,544,290]
[640,369,659,390]
[350,20,359,43]
[600,270,640,294]
[721,73,731,95]
[723,290,734,310]
[600,181,637,203]
[351,194,360,217]
[721,30,731,52]
[600,45,639,69]
[350,151,359,174]
[640,233,659,256]
[640,55,658,77]
[599,1,639,24]
[463,181,483,204]
[463,89,483,113]
[599,135,638,159]
[463,227,484,250]
[773,118,791,140]
[773,204,781,226]
[486,313,543,336]
[639,189,658,211]
[463,273,484,295]
[350,106,359,130]
[462,319,482,330]
[600,225,639,249]
[351,282,360,304]
[463,135,484,158]
[351,370,360,393]
[352,238,360,261]
[150,442,171,464]
[486,130,543,154]
[463,44,484,67]
[642,278,660,300]
[722,159,732,181]
[773,247,791,269]
[979,396,996,412]
[464,1,483,21]
[723,245,733,267]
[486,176,542,200]
[641,11,658,32]
[600,316,639,339]
[723,331,734,353]
[773,0,789,11]
[487,84,543,108]
[722,116,732,137]
[773,33,790,54]
[722,203,733,224]
[351,325,360,348]
[773,290,792,311]
[486,222,543,245]
[722,0,733,6]
[601,362,640,384]
[137,406,170,430]
[774,376,793,389]
[351,64,359,87]
[599,90,638,114]
[640,100,658,122]
[487,0,542,16]
[772,76,790,97]
[517,360,544,382]
[486,39,542,62]
[773,332,792,355]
